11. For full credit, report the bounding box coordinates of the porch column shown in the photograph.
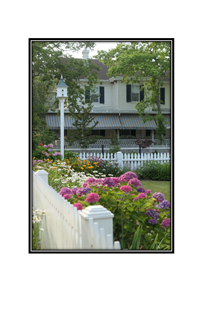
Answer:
[151,130,154,145]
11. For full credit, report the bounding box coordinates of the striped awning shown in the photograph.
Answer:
[45,114,122,130]
[120,115,157,130]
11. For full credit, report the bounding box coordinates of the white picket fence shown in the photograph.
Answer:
[32,170,120,250]
[79,151,170,170]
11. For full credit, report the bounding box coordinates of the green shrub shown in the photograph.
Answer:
[135,161,171,181]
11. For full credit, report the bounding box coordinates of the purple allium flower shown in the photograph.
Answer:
[137,193,147,199]
[48,144,53,148]
[71,187,79,195]
[73,203,83,210]
[158,200,171,209]
[128,178,142,188]
[161,218,171,229]
[85,193,99,203]
[120,185,132,193]
[152,192,165,203]
[102,177,116,188]
[146,209,160,219]
[119,171,137,182]
[63,194,71,200]
[48,148,52,152]
[37,160,44,163]
[148,218,158,224]
[43,145,48,148]
[137,187,146,193]
[59,187,71,196]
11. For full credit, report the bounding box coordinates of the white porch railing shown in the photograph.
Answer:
[32,170,120,250]
[52,138,171,149]
[79,151,170,170]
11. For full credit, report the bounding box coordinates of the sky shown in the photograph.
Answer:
[66,41,121,59]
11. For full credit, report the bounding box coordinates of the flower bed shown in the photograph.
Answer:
[33,158,171,250]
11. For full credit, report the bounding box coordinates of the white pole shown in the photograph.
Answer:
[60,98,65,160]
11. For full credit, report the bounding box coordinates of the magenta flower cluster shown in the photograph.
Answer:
[102,177,116,188]
[59,187,71,196]
[128,178,142,188]
[161,218,171,229]
[73,203,83,210]
[152,192,165,203]
[119,171,137,182]
[120,185,132,193]
[85,193,100,203]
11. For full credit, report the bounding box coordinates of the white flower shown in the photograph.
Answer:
[40,228,44,232]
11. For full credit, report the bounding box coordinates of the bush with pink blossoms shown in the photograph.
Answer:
[85,193,100,203]
[58,171,171,250]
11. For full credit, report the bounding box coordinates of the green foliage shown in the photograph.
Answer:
[64,150,79,159]
[95,42,171,144]
[109,133,120,155]
[135,161,171,181]
[32,41,99,151]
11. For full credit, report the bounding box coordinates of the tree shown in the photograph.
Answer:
[95,42,171,144]
[32,41,100,150]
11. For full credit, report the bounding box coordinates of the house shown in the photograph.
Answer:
[45,48,171,151]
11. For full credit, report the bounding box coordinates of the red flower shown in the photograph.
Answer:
[36,134,38,137]
[39,143,43,146]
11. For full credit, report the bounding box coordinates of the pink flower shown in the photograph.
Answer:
[63,194,71,200]
[73,203,83,210]
[120,185,132,193]
[128,178,142,188]
[59,187,71,196]
[161,218,171,229]
[48,144,53,148]
[85,193,100,203]
[119,171,137,182]
[111,177,121,185]
[137,193,147,199]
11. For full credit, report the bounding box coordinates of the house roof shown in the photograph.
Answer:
[60,57,170,81]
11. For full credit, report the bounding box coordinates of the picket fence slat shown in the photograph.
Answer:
[33,170,120,250]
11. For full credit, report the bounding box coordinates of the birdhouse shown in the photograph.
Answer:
[56,75,68,98]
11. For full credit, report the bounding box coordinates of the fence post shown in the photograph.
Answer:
[35,170,49,184]
[117,151,123,169]
[79,205,114,249]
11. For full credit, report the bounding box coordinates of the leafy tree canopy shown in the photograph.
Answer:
[32,41,100,150]
[95,41,171,144]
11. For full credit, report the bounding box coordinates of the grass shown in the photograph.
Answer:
[140,180,171,202]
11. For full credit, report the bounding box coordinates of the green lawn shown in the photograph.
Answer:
[141,180,171,202]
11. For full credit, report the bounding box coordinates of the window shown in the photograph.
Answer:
[91,130,105,137]
[160,88,165,104]
[85,86,105,104]
[131,85,140,102]
[146,130,151,137]
[91,87,99,103]
[126,84,144,102]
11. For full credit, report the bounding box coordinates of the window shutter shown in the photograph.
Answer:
[160,88,165,104]
[100,86,104,104]
[126,85,131,102]
[140,85,144,101]
[85,86,90,103]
